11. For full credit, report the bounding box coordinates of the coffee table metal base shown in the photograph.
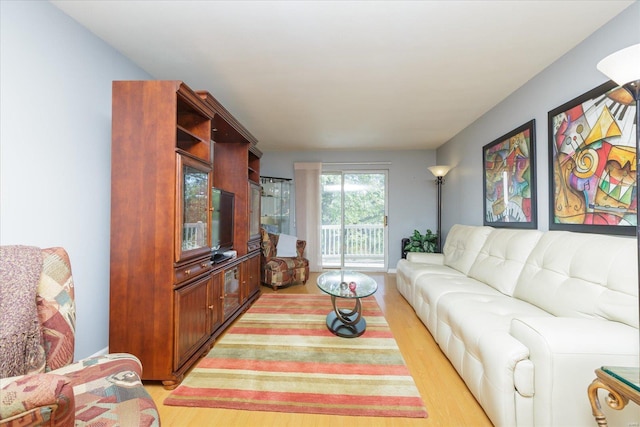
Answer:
[326,295,367,338]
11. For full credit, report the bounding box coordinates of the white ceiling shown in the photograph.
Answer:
[51,0,633,152]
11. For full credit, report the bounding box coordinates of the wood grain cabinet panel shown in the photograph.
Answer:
[174,276,211,370]
[245,253,261,300]
[110,81,262,389]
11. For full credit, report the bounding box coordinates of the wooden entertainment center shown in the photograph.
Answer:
[109,80,262,388]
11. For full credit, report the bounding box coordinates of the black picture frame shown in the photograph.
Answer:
[548,80,636,236]
[482,119,537,229]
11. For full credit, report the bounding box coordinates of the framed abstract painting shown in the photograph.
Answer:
[548,80,636,236]
[482,119,537,228]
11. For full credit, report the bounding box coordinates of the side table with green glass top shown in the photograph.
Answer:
[316,270,378,338]
[587,366,640,427]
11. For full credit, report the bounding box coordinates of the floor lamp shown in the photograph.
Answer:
[591,43,640,422]
[427,165,452,253]
[597,43,640,319]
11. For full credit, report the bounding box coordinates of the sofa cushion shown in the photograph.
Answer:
[276,233,298,257]
[468,229,542,296]
[403,262,465,282]
[514,231,639,328]
[435,292,551,358]
[413,274,501,336]
[397,253,450,305]
[397,257,462,299]
[264,257,309,273]
[442,225,493,275]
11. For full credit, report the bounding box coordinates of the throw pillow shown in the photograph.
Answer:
[276,234,298,257]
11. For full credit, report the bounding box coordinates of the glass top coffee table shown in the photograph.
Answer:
[316,270,378,338]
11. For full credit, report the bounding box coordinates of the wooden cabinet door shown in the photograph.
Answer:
[248,181,261,241]
[175,154,212,263]
[245,253,261,299]
[223,264,242,320]
[209,270,223,333]
[174,275,211,370]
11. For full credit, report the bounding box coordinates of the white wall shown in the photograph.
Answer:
[261,149,437,269]
[0,1,151,359]
[436,2,640,242]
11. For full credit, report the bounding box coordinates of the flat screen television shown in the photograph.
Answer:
[211,187,235,253]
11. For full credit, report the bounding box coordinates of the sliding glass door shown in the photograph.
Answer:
[321,171,387,270]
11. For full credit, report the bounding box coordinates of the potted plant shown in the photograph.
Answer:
[403,229,438,255]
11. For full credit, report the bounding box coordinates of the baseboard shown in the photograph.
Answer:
[89,346,109,358]
[387,268,396,274]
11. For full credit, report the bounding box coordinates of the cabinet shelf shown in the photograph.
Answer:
[176,126,211,161]
[248,149,260,183]
[176,102,211,139]
[176,95,212,161]
[177,125,208,145]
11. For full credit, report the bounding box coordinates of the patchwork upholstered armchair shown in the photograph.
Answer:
[0,246,160,426]
[260,228,310,290]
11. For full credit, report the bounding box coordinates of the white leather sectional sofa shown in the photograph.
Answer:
[396,224,639,427]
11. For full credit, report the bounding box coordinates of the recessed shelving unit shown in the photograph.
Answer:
[260,176,291,235]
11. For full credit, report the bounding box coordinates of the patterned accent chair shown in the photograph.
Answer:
[0,246,160,427]
[260,228,310,290]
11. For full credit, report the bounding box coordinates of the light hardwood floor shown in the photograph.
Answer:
[145,272,493,426]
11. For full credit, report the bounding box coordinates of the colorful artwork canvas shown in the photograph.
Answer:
[548,81,637,235]
[483,120,537,228]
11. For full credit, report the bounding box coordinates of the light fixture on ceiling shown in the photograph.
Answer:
[427,165,453,253]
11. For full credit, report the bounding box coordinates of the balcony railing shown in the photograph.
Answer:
[183,222,206,250]
[184,222,385,268]
[321,224,385,268]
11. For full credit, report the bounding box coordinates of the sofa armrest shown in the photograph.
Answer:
[510,317,639,427]
[511,316,638,357]
[50,353,159,426]
[52,353,143,379]
[260,228,276,263]
[295,240,306,258]
[0,373,74,426]
[406,252,444,264]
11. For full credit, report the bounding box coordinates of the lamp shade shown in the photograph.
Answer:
[596,44,640,86]
[428,165,452,178]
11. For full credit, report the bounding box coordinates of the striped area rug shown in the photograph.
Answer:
[164,293,428,418]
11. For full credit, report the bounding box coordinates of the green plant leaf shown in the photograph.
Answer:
[404,228,438,253]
